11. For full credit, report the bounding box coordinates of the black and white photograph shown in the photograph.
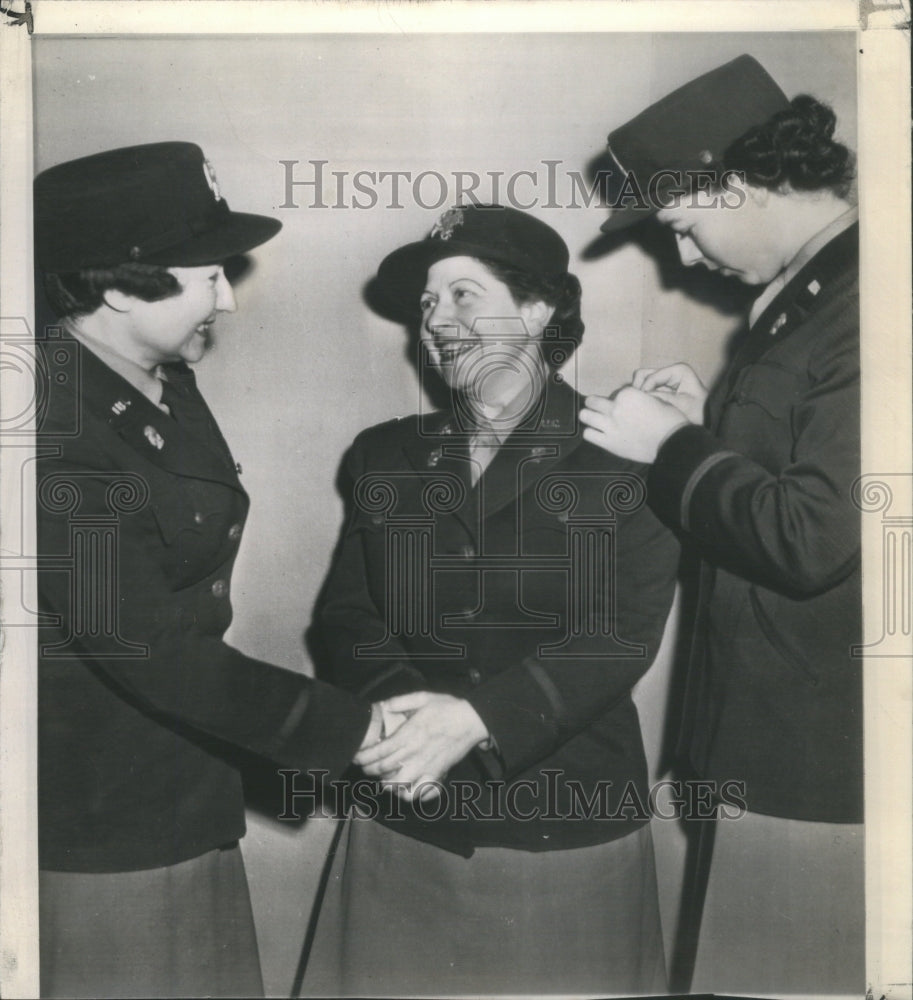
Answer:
[0,2,910,998]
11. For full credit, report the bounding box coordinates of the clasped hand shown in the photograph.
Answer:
[356,692,489,801]
[579,363,707,463]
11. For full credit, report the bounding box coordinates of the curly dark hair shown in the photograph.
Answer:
[476,258,585,368]
[43,263,182,319]
[723,95,855,196]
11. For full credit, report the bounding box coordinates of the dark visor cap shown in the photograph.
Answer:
[599,54,790,233]
[34,141,282,272]
[377,204,570,310]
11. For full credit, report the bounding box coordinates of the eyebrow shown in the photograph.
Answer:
[421,276,486,297]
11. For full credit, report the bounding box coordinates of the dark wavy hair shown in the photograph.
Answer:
[476,258,585,368]
[43,263,182,319]
[723,95,855,196]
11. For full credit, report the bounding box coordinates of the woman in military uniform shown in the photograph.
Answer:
[580,56,862,994]
[34,143,382,999]
[305,205,679,995]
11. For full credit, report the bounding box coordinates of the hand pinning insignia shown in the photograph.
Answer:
[143,425,165,450]
[431,207,465,241]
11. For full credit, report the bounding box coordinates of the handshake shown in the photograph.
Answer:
[356,692,490,802]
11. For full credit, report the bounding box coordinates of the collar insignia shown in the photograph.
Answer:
[769,312,788,336]
[144,425,165,450]
[110,399,132,416]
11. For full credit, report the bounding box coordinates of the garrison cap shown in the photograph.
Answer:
[600,55,790,233]
[34,142,282,271]
[378,204,570,309]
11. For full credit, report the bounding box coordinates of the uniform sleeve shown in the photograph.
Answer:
[317,435,427,700]
[37,450,372,779]
[647,301,859,597]
[464,495,679,779]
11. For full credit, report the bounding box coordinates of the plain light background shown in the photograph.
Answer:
[34,32,856,995]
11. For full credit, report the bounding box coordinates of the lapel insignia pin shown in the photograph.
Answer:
[143,425,165,450]
[807,279,821,296]
[769,312,788,336]
[110,399,131,416]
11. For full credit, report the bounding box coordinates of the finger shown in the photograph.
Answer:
[380,705,408,738]
[353,730,409,767]
[631,367,657,389]
[582,394,613,415]
[582,426,613,449]
[381,691,434,714]
[579,406,612,431]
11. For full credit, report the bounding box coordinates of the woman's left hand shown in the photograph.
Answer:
[353,691,490,799]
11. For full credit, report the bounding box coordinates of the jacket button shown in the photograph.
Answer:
[228,523,242,541]
[211,579,228,598]
[193,511,205,525]
[468,668,482,684]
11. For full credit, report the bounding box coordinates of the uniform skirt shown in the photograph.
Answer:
[690,810,865,995]
[39,843,263,999]
[303,813,666,997]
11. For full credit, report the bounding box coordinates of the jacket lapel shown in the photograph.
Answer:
[76,343,244,492]
[479,377,584,524]
[710,222,858,429]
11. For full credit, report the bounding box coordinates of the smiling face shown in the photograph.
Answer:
[655,185,787,286]
[419,256,550,412]
[121,264,237,367]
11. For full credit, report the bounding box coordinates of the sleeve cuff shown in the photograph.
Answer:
[647,424,738,530]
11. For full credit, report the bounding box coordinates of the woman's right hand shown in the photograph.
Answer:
[632,363,708,425]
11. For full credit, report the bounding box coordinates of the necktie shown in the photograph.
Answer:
[158,377,185,422]
[469,421,501,486]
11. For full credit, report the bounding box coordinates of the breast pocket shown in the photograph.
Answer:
[720,362,807,468]
[149,479,246,585]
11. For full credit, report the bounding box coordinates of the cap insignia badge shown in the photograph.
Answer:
[202,159,222,202]
[431,207,464,241]
[144,425,165,450]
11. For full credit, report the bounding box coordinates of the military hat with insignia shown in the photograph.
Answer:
[377,204,570,309]
[34,142,282,272]
[599,54,790,233]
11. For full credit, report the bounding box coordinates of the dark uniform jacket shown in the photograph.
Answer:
[648,221,862,824]
[37,338,371,873]
[318,377,679,856]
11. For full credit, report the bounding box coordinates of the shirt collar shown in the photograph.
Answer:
[748,204,859,329]
[65,328,168,409]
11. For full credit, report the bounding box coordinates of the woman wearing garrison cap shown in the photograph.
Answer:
[304,204,679,995]
[580,55,863,993]
[33,143,386,998]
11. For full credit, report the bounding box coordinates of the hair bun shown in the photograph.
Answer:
[724,94,853,195]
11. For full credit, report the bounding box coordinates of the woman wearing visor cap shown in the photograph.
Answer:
[33,142,385,998]
[580,55,863,994]
[305,204,679,995]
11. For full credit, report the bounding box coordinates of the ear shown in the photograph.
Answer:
[518,299,554,338]
[101,288,136,314]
